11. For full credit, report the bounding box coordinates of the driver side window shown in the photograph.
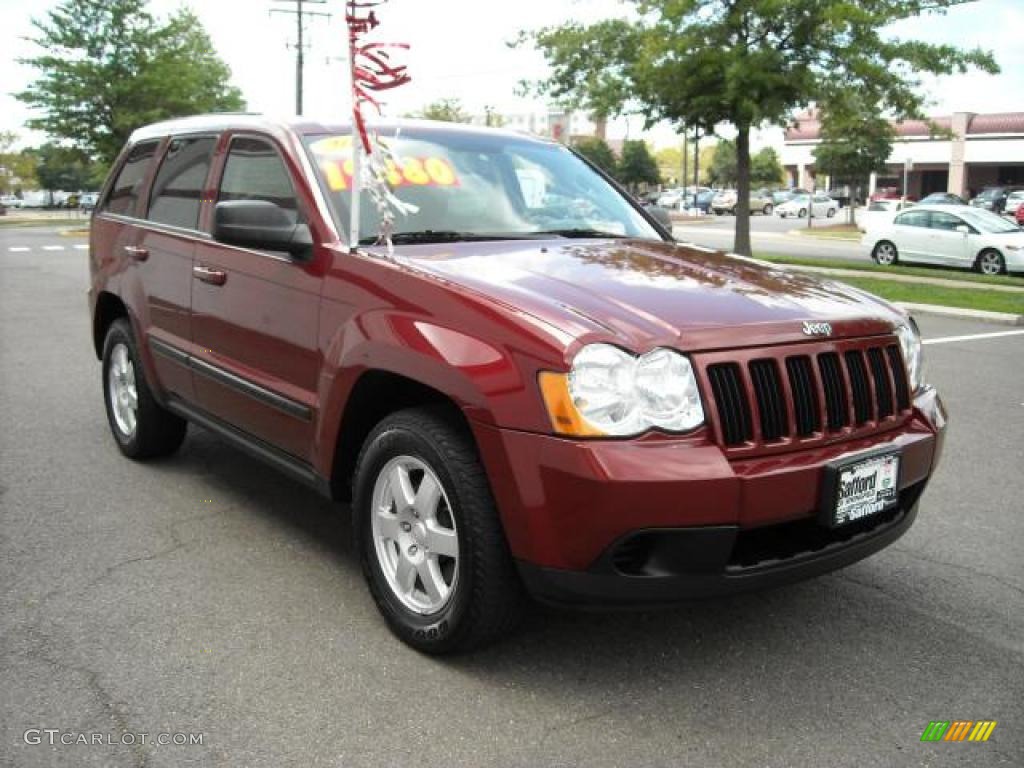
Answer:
[218,137,301,225]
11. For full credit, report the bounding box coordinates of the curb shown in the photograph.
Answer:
[895,302,1024,327]
[787,228,861,242]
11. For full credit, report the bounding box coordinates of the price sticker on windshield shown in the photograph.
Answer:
[310,137,459,192]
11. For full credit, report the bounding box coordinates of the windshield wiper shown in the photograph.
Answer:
[359,230,541,245]
[533,228,629,239]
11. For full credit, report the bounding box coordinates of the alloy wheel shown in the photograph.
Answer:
[978,251,1004,275]
[370,455,459,615]
[875,242,897,266]
[107,343,138,437]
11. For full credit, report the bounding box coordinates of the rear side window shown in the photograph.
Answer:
[218,137,300,224]
[147,136,216,230]
[895,210,929,228]
[102,140,159,216]
[929,212,963,232]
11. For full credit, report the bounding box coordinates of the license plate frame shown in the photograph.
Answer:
[819,447,902,528]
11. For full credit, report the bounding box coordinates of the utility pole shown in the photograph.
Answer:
[270,0,331,115]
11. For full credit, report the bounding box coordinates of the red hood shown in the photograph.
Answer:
[387,238,904,353]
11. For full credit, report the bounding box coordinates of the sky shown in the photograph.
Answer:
[1,0,1023,152]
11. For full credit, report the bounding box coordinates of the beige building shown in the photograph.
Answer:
[781,111,1024,198]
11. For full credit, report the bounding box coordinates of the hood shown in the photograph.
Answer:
[391,238,904,353]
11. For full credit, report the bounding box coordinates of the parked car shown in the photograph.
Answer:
[642,203,672,230]
[860,199,915,232]
[79,192,99,211]
[918,192,967,206]
[1017,203,1024,227]
[0,194,22,208]
[775,193,838,219]
[710,188,774,215]
[656,188,685,209]
[690,188,715,214]
[1003,190,1024,217]
[970,186,1023,214]
[89,115,944,653]
[863,204,1024,275]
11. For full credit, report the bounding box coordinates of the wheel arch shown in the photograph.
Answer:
[93,291,130,359]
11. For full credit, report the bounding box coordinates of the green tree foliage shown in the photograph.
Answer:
[523,0,997,255]
[708,140,737,187]
[618,140,661,187]
[751,147,784,188]
[0,133,39,193]
[413,98,472,123]
[16,0,245,165]
[32,144,95,193]
[573,137,618,176]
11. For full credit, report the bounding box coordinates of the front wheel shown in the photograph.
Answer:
[353,407,524,653]
[762,203,773,216]
[873,240,899,266]
[826,207,836,218]
[976,249,1005,275]
[799,208,808,218]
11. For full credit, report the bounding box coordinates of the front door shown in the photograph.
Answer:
[191,134,323,461]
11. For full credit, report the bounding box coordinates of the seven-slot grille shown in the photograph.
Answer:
[702,338,911,451]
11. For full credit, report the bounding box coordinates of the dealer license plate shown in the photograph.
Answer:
[828,452,901,527]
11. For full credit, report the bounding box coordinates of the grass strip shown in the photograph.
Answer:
[832,276,1024,315]
[756,253,1024,288]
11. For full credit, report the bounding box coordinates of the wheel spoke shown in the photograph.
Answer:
[417,557,447,603]
[389,463,416,510]
[395,553,417,595]
[375,508,401,541]
[414,473,442,519]
[425,522,458,558]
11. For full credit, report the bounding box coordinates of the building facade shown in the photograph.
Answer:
[781,111,1024,198]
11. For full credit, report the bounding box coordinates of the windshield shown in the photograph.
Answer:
[961,208,1022,234]
[304,130,663,244]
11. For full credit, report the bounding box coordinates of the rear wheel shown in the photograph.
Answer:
[873,240,899,266]
[102,319,187,459]
[976,249,1005,275]
[762,203,773,216]
[799,208,808,218]
[826,207,836,218]
[353,407,524,653]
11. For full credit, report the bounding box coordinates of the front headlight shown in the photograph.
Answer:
[539,343,705,436]
[895,321,924,392]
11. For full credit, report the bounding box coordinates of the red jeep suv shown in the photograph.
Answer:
[89,115,946,652]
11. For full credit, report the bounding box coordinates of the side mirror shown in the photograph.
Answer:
[213,200,313,257]
[955,224,970,235]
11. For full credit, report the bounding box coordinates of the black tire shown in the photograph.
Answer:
[353,407,524,654]
[975,249,1005,275]
[799,208,807,218]
[102,319,187,459]
[826,207,836,218]
[872,240,899,266]
[762,203,773,216]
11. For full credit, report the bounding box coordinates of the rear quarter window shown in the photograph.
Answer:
[101,140,160,216]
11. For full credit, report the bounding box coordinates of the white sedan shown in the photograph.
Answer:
[861,203,1024,275]
[774,193,838,219]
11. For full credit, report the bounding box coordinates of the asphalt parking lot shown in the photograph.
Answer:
[2,226,1022,767]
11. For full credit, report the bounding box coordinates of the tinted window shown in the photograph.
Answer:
[218,137,300,224]
[895,210,929,228]
[929,212,964,232]
[147,136,216,229]
[102,141,159,216]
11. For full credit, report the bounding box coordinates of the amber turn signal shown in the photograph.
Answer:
[538,372,605,437]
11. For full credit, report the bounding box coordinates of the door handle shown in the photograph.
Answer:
[193,265,227,286]
[123,245,149,261]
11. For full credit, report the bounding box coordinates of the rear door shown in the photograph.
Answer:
[925,211,971,267]
[890,209,933,263]
[191,133,323,461]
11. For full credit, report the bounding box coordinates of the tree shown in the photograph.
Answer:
[618,140,660,188]
[574,137,618,176]
[413,98,472,123]
[32,144,95,193]
[16,0,245,166]
[751,148,784,188]
[708,140,737,188]
[0,133,39,193]
[524,1,997,256]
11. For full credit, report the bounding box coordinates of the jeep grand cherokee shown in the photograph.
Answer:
[89,115,946,653]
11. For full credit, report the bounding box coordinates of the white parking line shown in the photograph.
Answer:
[924,329,1024,346]
[73,244,88,250]
[41,245,65,251]
[8,246,30,252]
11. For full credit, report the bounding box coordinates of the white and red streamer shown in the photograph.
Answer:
[345,0,415,252]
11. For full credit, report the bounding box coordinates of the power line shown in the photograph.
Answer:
[270,0,331,115]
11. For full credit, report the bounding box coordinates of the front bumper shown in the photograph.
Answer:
[472,388,945,606]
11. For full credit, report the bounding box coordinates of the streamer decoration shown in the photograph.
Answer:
[345,0,416,252]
